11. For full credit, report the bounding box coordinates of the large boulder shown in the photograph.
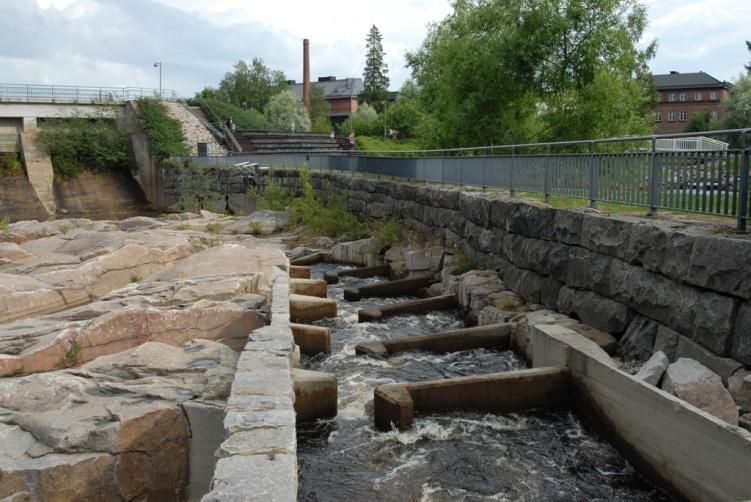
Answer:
[619,316,658,361]
[728,369,751,414]
[634,351,669,386]
[661,358,739,425]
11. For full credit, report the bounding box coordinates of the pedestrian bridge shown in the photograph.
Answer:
[0,83,178,152]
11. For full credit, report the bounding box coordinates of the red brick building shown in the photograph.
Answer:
[290,76,363,125]
[653,71,732,134]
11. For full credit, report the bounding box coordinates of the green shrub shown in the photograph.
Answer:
[257,182,292,210]
[337,103,382,136]
[451,248,477,275]
[287,168,368,239]
[0,216,10,233]
[0,153,23,177]
[248,221,263,235]
[39,118,133,179]
[135,99,188,160]
[201,97,270,131]
[369,219,402,252]
[172,167,221,213]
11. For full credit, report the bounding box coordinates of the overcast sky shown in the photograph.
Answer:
[1,0,749,97]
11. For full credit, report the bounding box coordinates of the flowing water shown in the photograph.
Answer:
[297,264,673,501]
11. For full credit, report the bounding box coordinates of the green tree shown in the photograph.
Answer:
[683,110,722,133]
[745,40,750,75]
[407,0,655,147]
[723,74,751,130]
[385,80,426,138]
[362,25,390,110]
[265,90,311,132]
[337,102,381,136]
[209,58,287,111]
[309,85,332,133]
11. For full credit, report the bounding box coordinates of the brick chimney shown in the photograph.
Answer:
[303,39,310,111]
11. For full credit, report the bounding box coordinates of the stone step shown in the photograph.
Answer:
[289,294,337,322]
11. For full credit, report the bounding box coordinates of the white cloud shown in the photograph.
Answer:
[2,0,748,98]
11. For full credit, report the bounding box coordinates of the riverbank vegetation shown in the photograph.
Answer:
[0,153,23,177]
[39,118,133,179]
[135,99,188,160]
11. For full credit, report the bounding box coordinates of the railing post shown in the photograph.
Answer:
[649,136,661,215]
[737,131,749,234]
[589,141,598,209]
[509,146,515,197]
[544,145,551,204]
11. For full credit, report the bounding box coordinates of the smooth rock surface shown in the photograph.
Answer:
[634,351,669,386]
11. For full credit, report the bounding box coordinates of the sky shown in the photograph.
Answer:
[1,0,749,98]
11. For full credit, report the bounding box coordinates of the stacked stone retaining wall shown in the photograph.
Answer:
[163,166,751,374]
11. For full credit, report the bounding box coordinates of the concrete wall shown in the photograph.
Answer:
[522,321,751,502]
[0,103,124,120]
[124,101,166,208]
[202,266,297,502]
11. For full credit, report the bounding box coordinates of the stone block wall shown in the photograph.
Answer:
[310,172,751,375]
[160,166,751,374]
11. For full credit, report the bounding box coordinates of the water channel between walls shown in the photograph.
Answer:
[296,263,672,501]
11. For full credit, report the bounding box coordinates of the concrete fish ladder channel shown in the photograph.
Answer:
[206,260,751,502]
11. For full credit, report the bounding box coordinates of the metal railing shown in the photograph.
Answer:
[194,95,242,153]
[176,128,751,233]
[0,83,179,104]
[656,136,729,151]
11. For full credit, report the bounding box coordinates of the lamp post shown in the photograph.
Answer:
[382,99,388,139]
[153,62,162,99]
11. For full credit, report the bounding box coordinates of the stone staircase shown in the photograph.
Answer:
[163,102,225,156]
[236,131,355,153]
[19,130,56,216]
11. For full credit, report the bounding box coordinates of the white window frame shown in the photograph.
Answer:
[694,91,702,101]
[668,112,675,122]
[679,111,687,122]
[668,93,676,102]
[679,92,687,102]
[710,91,719,100]
[655,112,661,122]
[710,111,718,120]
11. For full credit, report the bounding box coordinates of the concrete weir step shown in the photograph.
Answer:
[290,251,330,266]
[289,278,328,297]
[290,323,332,355]
[289,265,311,279]
[344,275,433,301]
[356,323,514,358]
[290,293,337,321]
[358,295,457,322]
[374,367,571,430]
[324,265,391,284]
[293,368,337,423]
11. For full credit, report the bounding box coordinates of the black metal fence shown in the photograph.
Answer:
[177,128,751,233]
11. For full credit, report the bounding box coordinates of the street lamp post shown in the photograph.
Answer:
[153,62,162,99]
[382,99,388,139]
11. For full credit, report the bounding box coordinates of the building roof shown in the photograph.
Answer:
[653,71,731,90]
[289,77,364,101]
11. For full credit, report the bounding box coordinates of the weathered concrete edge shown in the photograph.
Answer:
[202,265,297,502]
[525,322,751,502]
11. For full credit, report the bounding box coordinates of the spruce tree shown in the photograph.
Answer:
[362,25,390,111]
[746,41,751,75]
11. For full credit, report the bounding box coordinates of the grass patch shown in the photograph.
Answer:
[205,222,222,234]
[64,339,81,367]
[256,183,292,211]
[355,136,423,156]
[248,220,263,235]
[369,219,403,253]
[451,248,477,275]
[0,153,23,177]
[135,98,188,160]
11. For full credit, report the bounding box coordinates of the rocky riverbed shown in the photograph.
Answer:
[0,210,289,500]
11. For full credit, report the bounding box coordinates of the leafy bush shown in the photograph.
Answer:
[264,90,311,132]
[39,118,133,179]
[370,219,402,252]
[0,153,23,177]
[288,169,367,239]
[172,167,222,213]
[0,216,10,233]
[201,97,270,131]
[257,182,292,210]
[135,99,188,160]
[337,103,382,136]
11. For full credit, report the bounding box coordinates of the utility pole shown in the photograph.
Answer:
[153,62,162,99]
[382,99,387,139]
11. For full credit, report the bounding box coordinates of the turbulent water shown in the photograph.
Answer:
[297,263,672,502]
